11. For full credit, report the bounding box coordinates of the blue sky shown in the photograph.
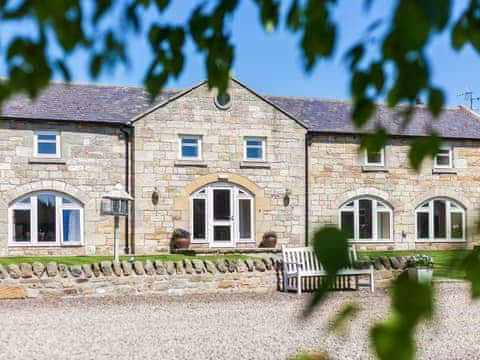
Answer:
[1,1,479,107]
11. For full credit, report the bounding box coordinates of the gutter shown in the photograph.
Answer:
[119,126,132,254]
[305,132,313,246]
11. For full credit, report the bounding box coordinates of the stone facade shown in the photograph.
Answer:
[0,120,128,256]
[309,134,480,250]
[132,81,307,253]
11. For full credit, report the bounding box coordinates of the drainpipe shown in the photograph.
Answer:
[120,126,132,254]
[305,132,312,246]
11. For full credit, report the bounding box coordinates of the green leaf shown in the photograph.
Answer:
[331,303,360,332]
[352,98,376,128]
[427,87,445,117]
[360,128,388,154]
[408,134,441,170]
[371,316,414,360]
[461,247,480,298]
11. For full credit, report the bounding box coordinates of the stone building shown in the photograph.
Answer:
[1,78,479,255]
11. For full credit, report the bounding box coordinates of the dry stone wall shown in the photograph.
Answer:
[0,256,404,300]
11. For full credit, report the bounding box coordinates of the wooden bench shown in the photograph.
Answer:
[281,245,374,294]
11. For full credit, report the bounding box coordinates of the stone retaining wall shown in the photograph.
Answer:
[0,256,405,300]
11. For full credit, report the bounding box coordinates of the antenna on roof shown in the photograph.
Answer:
[458,90,480,110]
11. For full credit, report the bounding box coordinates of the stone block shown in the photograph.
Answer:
[0,284,26,299]
[236,260,247,273]
[154,260,166,275]
[92,263,101,277]
[204,260,216,273]
[254,259,266,272]
[134,261,145,275]
[121,261,133,276]
[112,262,123,276]
[183,259,193,274]
[245,259,254,272]
[7,264,21,279]
[82,264,93,278]
[70,265,82,277]
[192,259,205,273]
[216,260,227,273]
[46,262,58,277]
[32,262,45,278]
[144,260,155,275]
[58,264,69,278]
[100,261,113,276]
[20,263,33,278]
[174,261,184,274]
[165,261,175,275]
[218,280,235,289]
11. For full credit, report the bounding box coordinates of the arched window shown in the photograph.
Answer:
[9,192,83,246]
[415,198,465,242]
[191,183,254,246]
[339,197,392,241]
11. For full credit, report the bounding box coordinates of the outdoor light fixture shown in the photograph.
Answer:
[101,184,133,263]
[283,189,291,207]
[151,187,159,206]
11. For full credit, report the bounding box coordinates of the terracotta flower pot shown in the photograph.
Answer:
[261,235,277,248]
[173,236,190,249]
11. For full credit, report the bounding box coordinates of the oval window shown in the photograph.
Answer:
[214,92,232,109]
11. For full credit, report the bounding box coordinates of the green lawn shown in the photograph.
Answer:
[359,249,469,279]
[0,254,254,267]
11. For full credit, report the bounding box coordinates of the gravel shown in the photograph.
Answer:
[0,282,478,359]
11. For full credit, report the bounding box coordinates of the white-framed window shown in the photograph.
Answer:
[339,197,392,242]
[434,146,453,168]
[364,147,385,166]
[190,183,254,245]
[9,192,83,246]
[415,198,465,242]
[34,132,61,158]
[179,135,202,160]
[244,137,266,161]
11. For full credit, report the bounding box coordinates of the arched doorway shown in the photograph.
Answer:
[190,182,254,247]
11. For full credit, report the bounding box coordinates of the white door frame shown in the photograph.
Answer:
[210,185,234,247]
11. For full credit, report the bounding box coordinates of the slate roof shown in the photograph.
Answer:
[0,82,177,124]
[2,81,480,140]
[266,96,480,140]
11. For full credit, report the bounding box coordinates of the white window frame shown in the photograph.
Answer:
[178,135,202,160]
[415,198,465,242]
[434,146,453,169]
[364,147,385,166]
[339,197,393,242]
[244,137,266,161]
[34,132,61,158]
[8,192,84,247]
[190,183,254,246]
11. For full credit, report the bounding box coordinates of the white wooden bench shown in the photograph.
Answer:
[281,245,374,294]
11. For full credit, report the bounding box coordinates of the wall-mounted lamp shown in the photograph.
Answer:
[402,230,407,238]
[283,189,291,207]
[152,187,159,206]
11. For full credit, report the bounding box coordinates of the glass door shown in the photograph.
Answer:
[211,188,234,246]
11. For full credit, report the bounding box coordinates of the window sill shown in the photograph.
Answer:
[29,157,66,165]
[415,239,465,243]
[8,243,83,247]
[174,160,208,168]
[350,240,395,243]
[432,168,457,174]
[361,165,388,173]
[240,161,271,169]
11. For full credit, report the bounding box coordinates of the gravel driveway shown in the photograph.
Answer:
[0,282,478,359]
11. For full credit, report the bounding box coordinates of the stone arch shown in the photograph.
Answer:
[4,180,90,206]
[336,187,399,210]
[173,173,270,245]
[413,191,471,211]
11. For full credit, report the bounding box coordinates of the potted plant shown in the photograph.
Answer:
[407,254,434,283]
[171,228,191,249]
[261,231,277,248]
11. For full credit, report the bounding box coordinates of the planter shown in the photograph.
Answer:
[407,267,433,284]
[261,235,277,248]
[173,237,190,249]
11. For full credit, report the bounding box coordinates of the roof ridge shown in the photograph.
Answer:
[42,79,182,93]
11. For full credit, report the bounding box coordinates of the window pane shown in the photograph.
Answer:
[239,199,251,239]
[358,199,373,239]
[193,199,206,239]
[213,189,230,220]
[367,150,382,164]
[63,209,80,242]
[246,139,262,147]
[377,212,390,239]
[246,147,262,159]
[38,142,57,154]
[434,200,446,239]
[451,212,463,239]
[214,226,231,241]
[181,145,198,158]
[13,210,31,242]
[38,134,57,141]
[436,155,450,166]
[38,194,56,242]
[341,211,354,239]
[417,212,429,238]
[182,138,198,145]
